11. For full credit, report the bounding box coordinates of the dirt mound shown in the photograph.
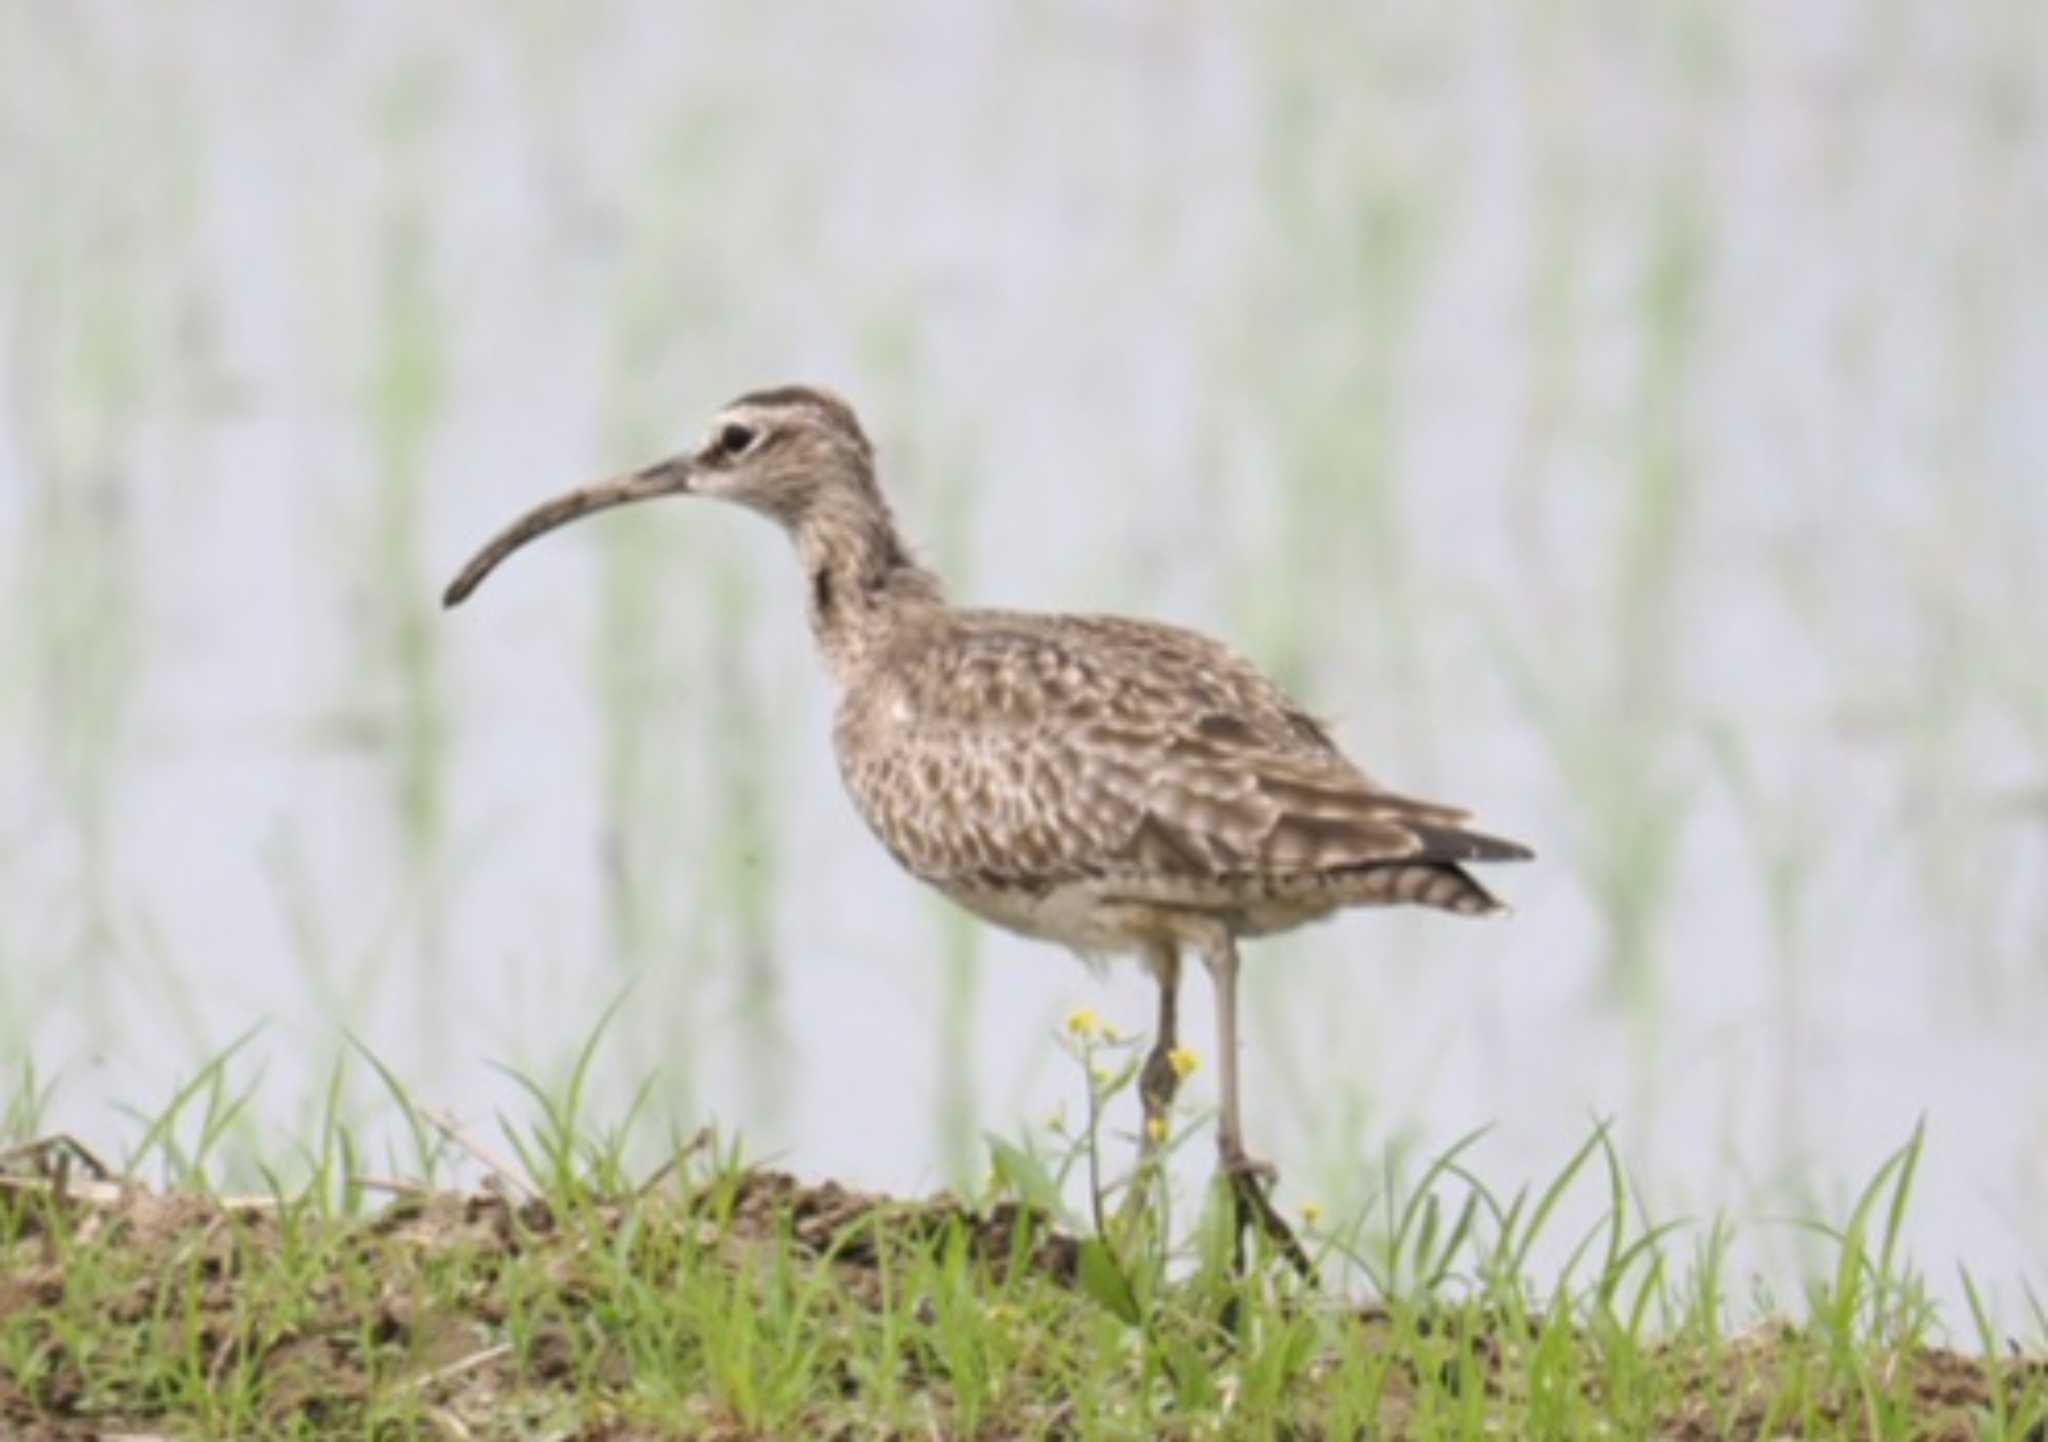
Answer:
[1,1142,1083,1439]
[2,1137,2041,1440]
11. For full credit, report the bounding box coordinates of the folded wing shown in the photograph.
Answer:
[837,614,1531,891]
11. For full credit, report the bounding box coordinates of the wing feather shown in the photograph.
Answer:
[835,612,1530,889]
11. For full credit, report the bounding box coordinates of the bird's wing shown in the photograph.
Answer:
[836,614,1530,888]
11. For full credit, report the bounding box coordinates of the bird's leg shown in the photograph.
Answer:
[1198,928,1313,1282]
[1199,929,1264,1179]
[1137,941,1182,1156]
[1113,941,1183,1234]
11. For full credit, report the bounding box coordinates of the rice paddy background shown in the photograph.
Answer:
[3,1,2044,1320]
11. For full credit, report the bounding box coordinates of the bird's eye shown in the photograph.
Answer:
[715,423,758,459]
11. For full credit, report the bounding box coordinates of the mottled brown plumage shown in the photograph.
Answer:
[444,384,1531,1263]
[836,610,1527,946]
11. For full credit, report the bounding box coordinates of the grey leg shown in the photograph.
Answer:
[1197,928,1267,1177]
[1138,941,1181,1150]
[1196,925,1311,1280]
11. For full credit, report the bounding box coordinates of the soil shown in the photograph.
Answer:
[1,1144,2039,1441]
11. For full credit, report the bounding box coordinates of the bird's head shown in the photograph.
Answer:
[679,385,878,524]
[442,385,880,607]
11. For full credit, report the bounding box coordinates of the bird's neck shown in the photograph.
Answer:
[795,489,945,688]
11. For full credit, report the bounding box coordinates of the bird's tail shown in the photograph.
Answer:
[1340,861,1506,916]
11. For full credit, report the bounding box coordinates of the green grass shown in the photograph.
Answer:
[3,1036,2043,1440]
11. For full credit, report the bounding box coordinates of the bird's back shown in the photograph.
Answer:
[831,606,1529,950]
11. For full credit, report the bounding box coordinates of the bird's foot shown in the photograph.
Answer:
[1220,1146,1277,1186]
[1220,1146,1314,1284]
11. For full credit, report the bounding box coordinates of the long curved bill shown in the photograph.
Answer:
[441,456,692,607]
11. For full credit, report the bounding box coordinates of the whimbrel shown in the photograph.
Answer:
[444,385,1531,1261]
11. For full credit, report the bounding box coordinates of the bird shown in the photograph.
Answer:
[443,384,1532,1264]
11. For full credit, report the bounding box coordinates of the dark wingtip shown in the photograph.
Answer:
[1410,822,1536,865]
[441,575,472,609]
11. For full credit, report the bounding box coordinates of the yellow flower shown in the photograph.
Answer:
[1168,1046,1201,1080]
[1146,1115,1169,1146]
[1300,1200,1325,1229]
[1065,1008,1102,1041]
